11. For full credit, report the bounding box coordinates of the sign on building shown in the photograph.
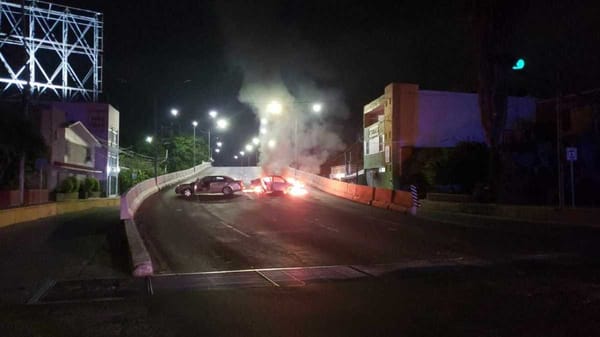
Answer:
[566,147,577,161]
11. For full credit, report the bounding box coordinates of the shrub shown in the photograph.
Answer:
[82,177,100,193]
[92,178,100,192]
[58,176,79,193]
[58,178,73,193]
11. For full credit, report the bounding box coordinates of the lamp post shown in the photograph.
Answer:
[192,121,198,171]
[265,100,323,168]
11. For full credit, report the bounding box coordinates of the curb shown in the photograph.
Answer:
[124,219,154,277]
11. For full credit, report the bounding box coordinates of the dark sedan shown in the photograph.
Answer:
[175,175,244,197]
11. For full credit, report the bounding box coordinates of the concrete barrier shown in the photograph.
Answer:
[352,185,374,205]
[124,219,154,277]
[390,190,413,213]
[372,188,393,209]
[119,162,211,277]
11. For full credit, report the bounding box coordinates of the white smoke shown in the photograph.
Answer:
[216,2,347,174]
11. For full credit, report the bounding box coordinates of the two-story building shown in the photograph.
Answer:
[363,83,536,189]
[36,102,120,196]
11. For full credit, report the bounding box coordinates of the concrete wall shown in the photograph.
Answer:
[0,197,120,228]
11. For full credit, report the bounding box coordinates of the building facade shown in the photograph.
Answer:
[37,102,120,196]
[363,83,536,189]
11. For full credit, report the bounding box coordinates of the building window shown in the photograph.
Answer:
[365,134,384,155]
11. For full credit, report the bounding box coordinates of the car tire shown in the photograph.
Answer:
[183,188,193,198]
[222,186,233,196]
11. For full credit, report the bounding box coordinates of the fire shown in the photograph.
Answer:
[287,177,308,196]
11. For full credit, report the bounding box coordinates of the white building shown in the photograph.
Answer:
[37,102,120,196]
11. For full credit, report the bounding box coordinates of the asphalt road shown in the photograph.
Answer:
[135,166,600,274]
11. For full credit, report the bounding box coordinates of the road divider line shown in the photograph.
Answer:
[317,223,339,233]
[220,221,251,238]
[255,270,280,287]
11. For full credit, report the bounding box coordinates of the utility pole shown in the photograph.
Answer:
[208,128,211,162]
[556,71,564,209]
[153,97,158,184]
[19,0,31,206]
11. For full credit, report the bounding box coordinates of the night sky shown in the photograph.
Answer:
[57,0,600,164]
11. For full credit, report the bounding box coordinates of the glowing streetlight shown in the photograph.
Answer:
[209,110,218,118]
[145,136,153,144]
[216,118,228,130]
[260,118,268,125]
[268,139,276,149]
[234,155,238,159]
[192,121,198,170]
[252,137,260,145]
[170,108,179,117]
[240,151,245,156]
[260,127,267,135]
[215,148,220,153]
[245,144,253,152]
[266,100,282,115]
[216,141,222,147]
[312,103,323,113]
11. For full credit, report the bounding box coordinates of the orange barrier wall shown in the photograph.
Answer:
[389,189,413,212]
[352,185,374,205]
[372,188,393,209]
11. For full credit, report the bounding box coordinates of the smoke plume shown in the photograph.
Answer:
[216,2,347,174]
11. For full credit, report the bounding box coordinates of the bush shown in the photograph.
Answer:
[58,178,73,193]
[82,177,100,193]
[92,178,100,192]
[58,176,79,193]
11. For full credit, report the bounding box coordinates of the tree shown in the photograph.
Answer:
[165,135,208,173]
[0,107,47,188]
[475,1,517,198]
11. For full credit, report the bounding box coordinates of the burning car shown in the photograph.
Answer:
[249,175,307,196]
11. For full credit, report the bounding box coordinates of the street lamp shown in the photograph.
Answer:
[216,141,223,147]
[216,118,228,130]
[192,121,198,171]
[268,139,276,149]
[215,148,220,153]
[145,136,153,144]
[312,103,323,113]
[170,108,179,117]
[266,100,282,115]
[252,137,260,145]
[209,110,218,119]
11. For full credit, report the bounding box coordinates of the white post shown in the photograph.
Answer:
[193,126,196,171]
[570,160,575,208]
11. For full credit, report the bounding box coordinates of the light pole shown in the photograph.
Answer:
[245,144,254,166]
[240,151,245,167]
[192,121,198,171]
[266,100,322,168]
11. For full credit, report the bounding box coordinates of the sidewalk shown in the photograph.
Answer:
[419,200,600,228]
[0,207,129,304]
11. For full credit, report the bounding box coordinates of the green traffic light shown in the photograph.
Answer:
[512,58,525,70]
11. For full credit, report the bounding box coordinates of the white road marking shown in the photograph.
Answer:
[317,223,339,233]
[255,270,280,287]
[220,221,251,238]
[305,217,339,233]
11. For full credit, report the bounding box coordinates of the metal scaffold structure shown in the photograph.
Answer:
[0,0,103,102]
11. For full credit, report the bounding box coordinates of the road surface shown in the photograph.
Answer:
[135,166,600,274]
